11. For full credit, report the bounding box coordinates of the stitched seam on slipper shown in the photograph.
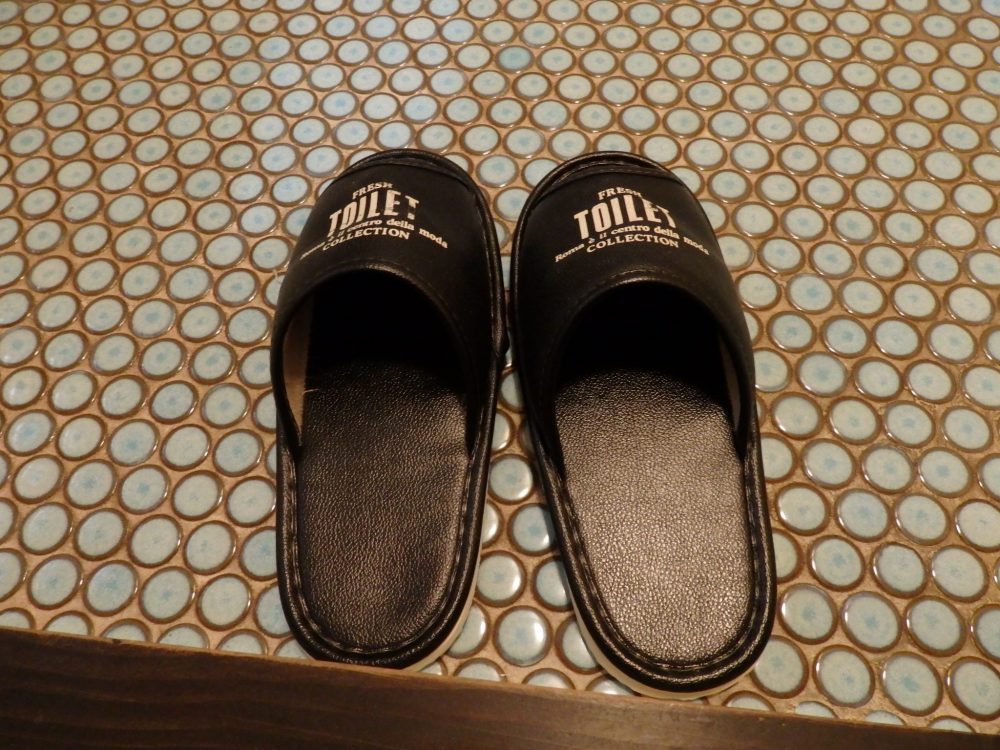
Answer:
[535,164,690,209]
[551,162,687,190]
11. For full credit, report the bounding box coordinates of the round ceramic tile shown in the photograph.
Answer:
[828,398,879,443]
[815,647,874,707]
[254,584,289,637]
[6,410,55,455]
[65,461,115,509]
[802,440,854,489]
[119,466,168,514]
[13,456,62,502]
[101,620,150,642]
[172,473,222,520]
[0,501,15,544]
[822,320,870,360]
[129,515,181,568]
[455,659,505,682]
[861,446,913,494]
[918,449,971,497]
[753,637,807,698]
[0,550,26,602]
[489,455,533,502]
[184,522,235,575]
[780,584,836,643]
[955,501,1000,552]
[810,537,864,590]
[533,558,569,611]
[215,628,267,655]
[842,592,900,652]
[510,504,553,555]
[839,279,886,318]
[20,503,71,554]
[972,607,1000,662]
[873,544,927,597]
[558,619,597,673]
[906,597,965,656]
[226,479,275,527]
[74,509,125,561]
[85,561,137,615]
[797,353,847,397]
[905,361,955,403]
[140,567,194,623]
[525,669,572,690]
[481,502,501,547]
[883,403,933,448]
[161,425,210,470]
[28,555,82,609]
[947,659,1000,720]
[776,484,827,534]
[769,316,816,355]
[794,701,837,719]
[930,547,987,602]
[724,692,774,712]
[882,653,942,716]
[198,574,250,630]
[45,612,92,636]
[1,367,45,409]
[108,420,158,467]
[477,552,525,605]
[835,490,888,541]
[240,528,276,581]
[495,607,550,667]
[894,495,949,546]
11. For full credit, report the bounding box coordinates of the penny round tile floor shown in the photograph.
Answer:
[0,0,999,734]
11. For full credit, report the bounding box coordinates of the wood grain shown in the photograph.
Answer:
[0,628,990,749]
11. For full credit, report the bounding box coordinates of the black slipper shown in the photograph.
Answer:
[271,150,506,668]
[511,153,775,696]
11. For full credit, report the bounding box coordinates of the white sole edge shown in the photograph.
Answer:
[406,543,482,673]
[570,597,746,700]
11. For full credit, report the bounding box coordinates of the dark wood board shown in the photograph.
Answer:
[0,628,992,749]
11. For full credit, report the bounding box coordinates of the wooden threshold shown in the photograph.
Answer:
[0,628,991,749]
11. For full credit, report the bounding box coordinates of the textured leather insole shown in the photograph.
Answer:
[297,273,468,650]
[554,284,754,665]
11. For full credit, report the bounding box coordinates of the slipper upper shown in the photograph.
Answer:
[273,152,503,452]
[513,154,756,464]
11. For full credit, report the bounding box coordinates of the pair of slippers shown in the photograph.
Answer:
[271,150,775,698]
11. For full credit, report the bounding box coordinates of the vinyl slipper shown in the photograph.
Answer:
[511,153,775,697]
[271,150,506,668]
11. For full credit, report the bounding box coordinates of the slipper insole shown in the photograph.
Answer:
[296,272,468,649]
[554,284,755,665]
